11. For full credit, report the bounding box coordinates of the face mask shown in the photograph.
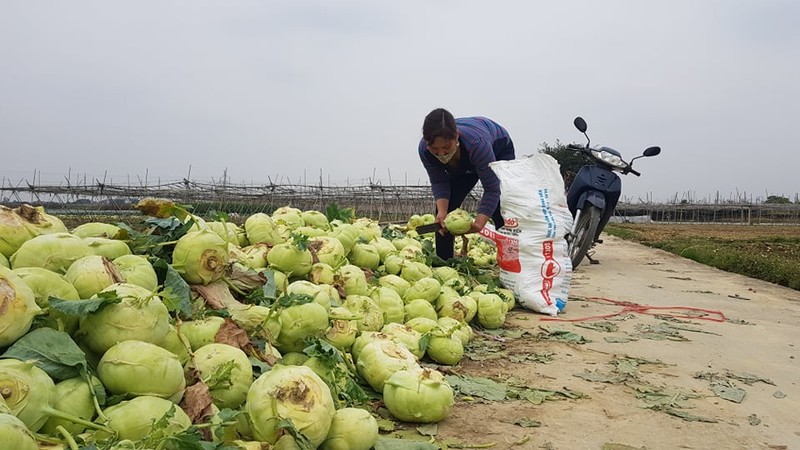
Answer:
[433,150,456,164]
[431,142,459,164]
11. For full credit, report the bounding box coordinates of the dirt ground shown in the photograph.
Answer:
[434,235,800,450]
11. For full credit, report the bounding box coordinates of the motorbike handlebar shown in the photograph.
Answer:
[568,142,642,176]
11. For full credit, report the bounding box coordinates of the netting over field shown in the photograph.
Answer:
[0,178,480,222]
[2,177,799,224]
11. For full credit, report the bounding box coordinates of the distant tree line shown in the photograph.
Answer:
[764,195,792,204]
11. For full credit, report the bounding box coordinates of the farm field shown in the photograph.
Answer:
[605,223,800,290]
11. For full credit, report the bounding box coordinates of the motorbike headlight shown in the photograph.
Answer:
[591,150,626,169]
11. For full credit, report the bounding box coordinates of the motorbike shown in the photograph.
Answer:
[565,116,661,269]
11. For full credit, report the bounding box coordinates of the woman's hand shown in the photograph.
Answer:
[467,221,484,234]
[467,213,491,234]
[436,214,448,235]
[435,199,449,235]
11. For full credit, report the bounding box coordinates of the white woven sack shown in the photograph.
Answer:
[484,154,573,316]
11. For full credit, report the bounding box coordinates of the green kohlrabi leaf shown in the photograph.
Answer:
[153,258,193,317]
[275,418,316,450]
[48,290,122,317]
[272,292,315,309]
[212,408,242,442]
[382,226,405,240]
[260,269,277,300]
[292,233,310,251]
[206,210,230,222]
[325,203,355,223]
[303,339,344,364]
[117,217,194,260]
[1,327,88,380]
[154,426,232,450]
[245,269,278,306]
[203,360,237,390]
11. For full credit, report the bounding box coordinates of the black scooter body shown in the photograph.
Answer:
[567,164,621,239]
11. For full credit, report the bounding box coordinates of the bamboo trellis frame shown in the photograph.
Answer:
[2,176,799,224]
[0,177,481,222]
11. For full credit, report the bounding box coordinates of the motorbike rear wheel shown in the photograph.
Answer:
[569,205,602,269]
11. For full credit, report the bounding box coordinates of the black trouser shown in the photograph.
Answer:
[435,173,505,260]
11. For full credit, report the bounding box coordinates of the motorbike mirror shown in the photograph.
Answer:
[573,117,587,133]
[643,146,661,157]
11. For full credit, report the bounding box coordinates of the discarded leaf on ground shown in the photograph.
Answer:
[377,418,397,432]
[445,374,508,401]
[508,352,554,364]
[602,444,647,450]
[724,370,775,386]
[636,388,700,410]
[574,370,626,384]
[416,423,438,437]
[515,389,558,405]
[374,437,439,450]
[465,340,506,361]
[624,381,661,394]
[575,321,619,332]
[537,326,589,344]
[652,407,717,423]
[710,383,746,403]
[511,436,531,447]
[612,358,642,376]
[659,321,721,336]
[605,336,639,343]
[632,323,689,341]
[503,418,542,428]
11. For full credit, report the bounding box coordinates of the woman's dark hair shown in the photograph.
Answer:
[422,108,457,144]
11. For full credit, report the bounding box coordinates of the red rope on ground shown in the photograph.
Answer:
[540,296,727,323]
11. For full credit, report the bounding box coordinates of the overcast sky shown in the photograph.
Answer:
[2,1,798,203]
